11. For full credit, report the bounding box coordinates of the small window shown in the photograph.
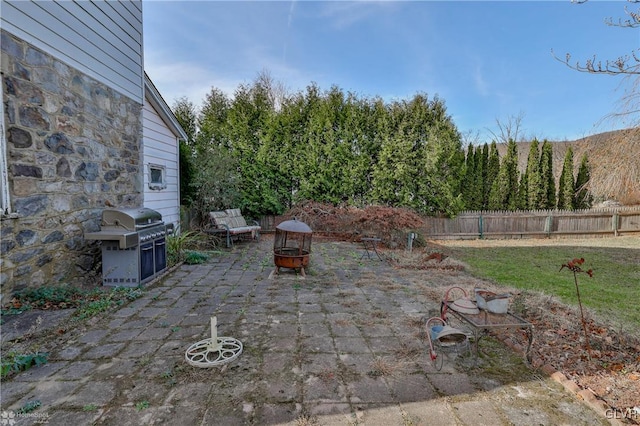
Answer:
[148,164,167,190]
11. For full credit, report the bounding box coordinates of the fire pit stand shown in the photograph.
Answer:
[271,219,312,277]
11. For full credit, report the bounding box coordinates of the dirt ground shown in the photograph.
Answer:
[285,203,640,420]
[411,238,640,418]
[1,237,622,425]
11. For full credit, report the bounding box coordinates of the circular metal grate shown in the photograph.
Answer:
[185,317,243,368]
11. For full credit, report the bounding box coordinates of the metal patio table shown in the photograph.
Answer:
[442,301,534,364]
[360,237,383,260]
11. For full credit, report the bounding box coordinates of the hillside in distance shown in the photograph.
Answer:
[494,127,639,206]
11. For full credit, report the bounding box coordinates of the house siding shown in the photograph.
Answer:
[1,25,143,298]
[142,98,180,227]
[1,0,143,102]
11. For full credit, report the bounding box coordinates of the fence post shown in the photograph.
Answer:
[478,215,484,239]
[612,213,619,237]
[545,213,552,238]
[407,232,417,252]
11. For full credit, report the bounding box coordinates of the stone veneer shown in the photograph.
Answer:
[1,30,143,299]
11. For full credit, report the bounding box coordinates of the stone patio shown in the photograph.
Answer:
[0,237,609,425]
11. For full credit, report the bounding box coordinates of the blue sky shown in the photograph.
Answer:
[143,1,639,142]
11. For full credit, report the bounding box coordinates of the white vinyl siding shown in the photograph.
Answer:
[142,98,180,227]
[1,0,143,102]
[0,99,10,215]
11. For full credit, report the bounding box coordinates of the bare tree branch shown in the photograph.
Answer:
[487,112,525,144]
[604,6,640,28]
[552,50,640,76]
[556,0,640,75]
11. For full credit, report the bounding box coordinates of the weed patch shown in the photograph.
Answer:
[184,250,209,265]
[73,287,144,321]
[17,400,41,414]
[1,352,48,379]
[2,285,144,323]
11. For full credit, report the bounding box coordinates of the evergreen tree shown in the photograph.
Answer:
[198,88,231,152]
[574,154,593,209]
[227,78,277,218]
[539,140,555,209]
[485,141,500,209]
[517,171,528,210]
[172,98,198,206]
[480,143,490,209]
[177,141,196,206]
[178,77,470,218]
[473,144,485,210]
[371,93,464,215]
[557,147,575,210]
[525,139,542,209]
[462,144,476,209]
[488,139,519,210]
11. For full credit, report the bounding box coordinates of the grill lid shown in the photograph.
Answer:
[101,207,163,231]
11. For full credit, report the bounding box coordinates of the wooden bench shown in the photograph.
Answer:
[207,209,261,247]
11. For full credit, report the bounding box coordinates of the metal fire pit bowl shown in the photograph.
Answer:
[272,219,312,277]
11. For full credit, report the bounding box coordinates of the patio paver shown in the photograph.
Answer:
[0,237,610,425]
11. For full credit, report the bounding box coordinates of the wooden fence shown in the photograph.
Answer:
[423,207,640,239]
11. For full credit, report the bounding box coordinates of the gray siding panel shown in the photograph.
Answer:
[79,1,142,53]
[57,2,140,65]
[1,0,143,102]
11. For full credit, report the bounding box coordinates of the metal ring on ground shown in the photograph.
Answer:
[185,337,243,368]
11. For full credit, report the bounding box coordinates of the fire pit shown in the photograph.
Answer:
[273,219,312,277]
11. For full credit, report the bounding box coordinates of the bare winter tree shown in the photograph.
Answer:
[579,127,640,204]
[488,111,525,144]
[553,0,640,205]
[553,0,640,127]
[255,69,289,113]
[554,0,639,76]
[461,129,482,147]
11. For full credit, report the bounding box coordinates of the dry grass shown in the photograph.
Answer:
[370,309,389,319]
[403,316,425,329]
[340,300,360,308]
[295,414,320,426]
[368,356,403,377]
[333,318,351,327]
[316,367,336,384]
[393,343,422,360]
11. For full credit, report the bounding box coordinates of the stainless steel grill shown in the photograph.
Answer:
[85,208,170,286]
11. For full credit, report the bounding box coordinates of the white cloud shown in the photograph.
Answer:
[473,63,489,97]
[318,1,396,29]
[144,60,242,107]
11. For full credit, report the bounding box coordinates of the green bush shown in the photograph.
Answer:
[184,250,209,265]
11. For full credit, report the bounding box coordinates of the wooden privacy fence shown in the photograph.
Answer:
[424,207,640,239]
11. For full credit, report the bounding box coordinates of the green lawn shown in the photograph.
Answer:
[446,245,640,330]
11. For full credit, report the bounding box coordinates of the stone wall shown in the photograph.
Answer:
[1,30,143,299]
